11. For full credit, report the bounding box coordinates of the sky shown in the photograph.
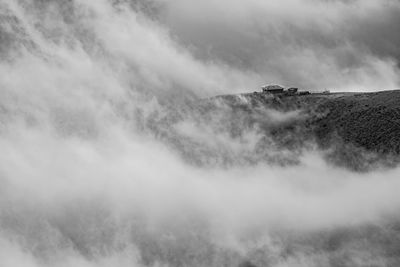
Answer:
[154,0,400,92]
[1,0,400,96]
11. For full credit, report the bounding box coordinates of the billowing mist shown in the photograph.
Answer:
[1,0,400,266]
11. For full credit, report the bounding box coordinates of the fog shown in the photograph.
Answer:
[155,0,400,91]
[1,0,400,266]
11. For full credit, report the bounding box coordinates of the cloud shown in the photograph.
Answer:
[1,0,400,266]
[154,0,400,91]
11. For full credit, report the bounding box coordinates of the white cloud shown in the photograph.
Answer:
[0,0,399,266]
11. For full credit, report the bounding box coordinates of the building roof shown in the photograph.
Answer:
[262,85,284,91]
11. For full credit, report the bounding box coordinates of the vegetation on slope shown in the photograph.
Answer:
[211,90,400,171]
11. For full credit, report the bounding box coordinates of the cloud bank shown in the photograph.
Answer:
[154,0,400,91]
[1,0,400,266]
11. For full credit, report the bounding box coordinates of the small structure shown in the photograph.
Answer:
[262,85,284,94]
[287,87,298,94]
[299,91,311,96]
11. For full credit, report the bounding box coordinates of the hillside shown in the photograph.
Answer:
[208,90,400,171]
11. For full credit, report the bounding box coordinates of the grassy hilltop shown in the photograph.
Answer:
[209,89,400,171]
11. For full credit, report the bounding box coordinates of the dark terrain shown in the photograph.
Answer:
[205,90,400,171]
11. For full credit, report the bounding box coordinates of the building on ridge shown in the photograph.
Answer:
[262,85,284,94]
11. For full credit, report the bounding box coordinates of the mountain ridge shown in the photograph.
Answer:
[210,89,400,170]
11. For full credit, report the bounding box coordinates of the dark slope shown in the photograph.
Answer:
[210,90,400,170]
[314,90,400,154]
